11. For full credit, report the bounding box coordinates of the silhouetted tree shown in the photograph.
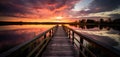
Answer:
[80,19,86,25]
[100,18,104,24]
[86,19,96,24]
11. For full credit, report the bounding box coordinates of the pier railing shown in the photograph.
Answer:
[63,25,120,57]
[0,25,58,57]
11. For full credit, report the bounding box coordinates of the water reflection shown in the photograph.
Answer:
[0,25,55,53]
[69,24,120,51]
[70,24,120,31]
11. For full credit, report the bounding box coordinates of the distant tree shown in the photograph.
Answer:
[86,19,95,23]
[80,19,86,25]
[100,18,104,24]
[106,18,112,24]
[108,18,112,22]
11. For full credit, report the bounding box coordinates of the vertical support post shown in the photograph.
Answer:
[68,29,70,39]
[51,29,52,37]
[52,28,54,34]
[80,37,83,50]
[67,29,68,37]
[80,36,84,57]
[44,34,46,39]
[51,29,53,37]
[64,27,67,33]
[49,30,51,37]
[66,27,68,34]
[44,33,47,44]
[72,31,74,44]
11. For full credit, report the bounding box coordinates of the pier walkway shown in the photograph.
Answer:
[41,26,76,57]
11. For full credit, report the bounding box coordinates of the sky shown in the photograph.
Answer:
[0,0,120,22]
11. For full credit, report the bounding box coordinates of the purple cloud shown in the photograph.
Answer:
[0,0,80,18]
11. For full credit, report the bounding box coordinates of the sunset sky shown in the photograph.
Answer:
[0,0,120,22]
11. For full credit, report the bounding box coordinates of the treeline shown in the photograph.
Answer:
[71,18,120,26]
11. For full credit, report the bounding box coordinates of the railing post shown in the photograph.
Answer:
[51,28,55,35]
[64,26,67,33]
[72,31,74,44]
[68,29,70,39]
[80,36,84,57]
[49,30,51,37]
[80,38,83,50]
[44,34,46,39]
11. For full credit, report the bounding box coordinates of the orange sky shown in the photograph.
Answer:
[0,0,119,22]
[0,16,76,22]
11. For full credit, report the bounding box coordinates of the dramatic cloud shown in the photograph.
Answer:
[0,0,120,20]
[82,0,120,13]
[72,0,120,19]
[0,0,80,18]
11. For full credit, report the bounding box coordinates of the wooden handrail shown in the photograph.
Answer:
[0,25,58,57]
[63,25,120,57]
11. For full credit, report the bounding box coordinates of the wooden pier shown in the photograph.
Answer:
[0,25,120,57]
[41,26,76,57]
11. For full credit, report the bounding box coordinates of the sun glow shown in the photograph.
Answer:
[56,16,63,19]
[55,16,63,22]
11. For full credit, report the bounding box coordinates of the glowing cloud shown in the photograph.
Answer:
[56,16,63,19]
[0,0,80,19]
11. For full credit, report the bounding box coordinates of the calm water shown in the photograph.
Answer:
[0,25,55,53]
[0,24,120,54]
[69,25,120,51]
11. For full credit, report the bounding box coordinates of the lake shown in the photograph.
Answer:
[69,24,120,51]
[0,25,55,53]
